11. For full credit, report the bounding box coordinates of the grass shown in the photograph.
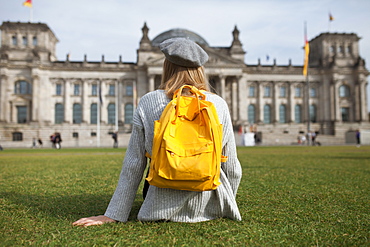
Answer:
[1,146,369,246]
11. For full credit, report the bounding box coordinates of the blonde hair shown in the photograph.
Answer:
[159,59,209,98]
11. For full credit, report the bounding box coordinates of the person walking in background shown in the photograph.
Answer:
[32,138,37,148]
[311,131,316,146]
[50,134,56,148]
[301,134,306,145]
[112,132,118,148]
[356,129,361,147]
[38,138,43,148]
[54,133,62,149]
[73,37,242,227]
[51,132,62,149]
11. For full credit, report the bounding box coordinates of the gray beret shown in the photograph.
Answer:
[159,37,209,67]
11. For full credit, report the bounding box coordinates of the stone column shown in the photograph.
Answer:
[232,78,238,122]
[0,74,8,122]
[117,80,123,125]
[332,81,340,121]
[220,76,226,99]
[272,82,277,123]
[353,83,359,122]
[360,79,368,121]
[257,82,263,123]
[288,83,294,122]
[149,75,155,92]
[31,74,40,122]
[329,82,334,121]
[237,77,246,123]
[82,79,89,123]
[100,80,107,124]
[64,79,71,123]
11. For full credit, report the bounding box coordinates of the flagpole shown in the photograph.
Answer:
[115,80,118,132]
[329,12,334,32]
[306,67,310,146]
[22,0,33,22]
[30,7,33,22]
[304,22,310,145]
[97,80,101,147]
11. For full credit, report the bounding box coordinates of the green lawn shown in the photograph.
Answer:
[1,146,369,246]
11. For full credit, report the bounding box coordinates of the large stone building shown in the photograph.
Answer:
[0,21,369,148]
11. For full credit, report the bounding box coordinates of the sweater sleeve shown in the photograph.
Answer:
[219,101,242,197]
[104,123,147,222]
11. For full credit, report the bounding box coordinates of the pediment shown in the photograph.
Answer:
[203,47,245,66]
[146,55,165,66]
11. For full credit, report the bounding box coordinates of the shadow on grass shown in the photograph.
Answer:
[1,191,144,221]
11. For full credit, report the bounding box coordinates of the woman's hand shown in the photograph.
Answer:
[72,215,117,227]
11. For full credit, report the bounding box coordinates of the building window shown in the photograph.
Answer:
[248,104,255,124]
[72,132,79,138]
[12,132,23,141]
[280,86,286,97]
[91,132,97,137]
[108,103,116,124]
[341,107,350,122]
[56,84,62,95]
[279,104,286,123]
[264,86,271,97]
[295,87,302,97]
[347,45,352,54]
[330,45,335,53]
[339,46,344,54]
[124,103,134,124]
[295,104,302,123]
[74,84,80,96]
[22,36,28,46]
[73,103,82,124]
[108,84,115,96]
[12,36,17,45]
[90,103,97,124]
[17,106,27,123]
[339,85,350,97]
[55,103,64,124]
[249,86,255,97]
[14,81,32,95]
[126,85,133,96]
[310,105,317,123]
[263,104,271,124]
[33,36,37,46]
[92,84,97,96]
[310,88,317,98]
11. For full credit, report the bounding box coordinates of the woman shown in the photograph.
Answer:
[73,38,242,226]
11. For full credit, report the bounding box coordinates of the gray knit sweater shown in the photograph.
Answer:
[104,90,242,222]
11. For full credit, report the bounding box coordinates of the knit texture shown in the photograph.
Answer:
[104,90,242,222]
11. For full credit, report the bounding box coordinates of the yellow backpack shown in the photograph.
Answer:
[146,85,227,191]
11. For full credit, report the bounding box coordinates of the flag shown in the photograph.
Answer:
[303,23,309,76]
[23,0,32,8]
[329,12,334,21]
[266,55,270,62]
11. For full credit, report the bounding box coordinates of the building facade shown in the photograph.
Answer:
[0,21,368,148]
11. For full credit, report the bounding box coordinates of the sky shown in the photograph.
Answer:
[1,0,370,110]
